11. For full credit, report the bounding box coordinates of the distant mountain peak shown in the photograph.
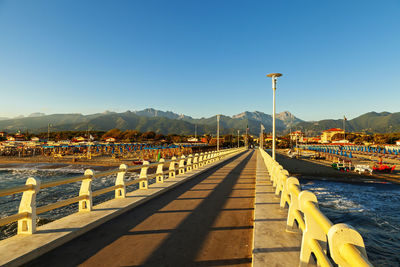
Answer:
[28,112,46,117]
[276,111,295,120]
[102,110,116,115]
[133,108,193,120]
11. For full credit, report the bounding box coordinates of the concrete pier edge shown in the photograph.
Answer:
[252,150,301,267]
[0,150,245,267]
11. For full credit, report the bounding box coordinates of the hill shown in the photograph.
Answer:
[1,109,399,135]
[0,109,302,135]
[295,112,400,134]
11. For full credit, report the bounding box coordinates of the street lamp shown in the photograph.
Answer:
[260,124,265,149]
[237,130,240,148]
[217,114,220,151]
[47,123,52,142]
[266,73,283,160]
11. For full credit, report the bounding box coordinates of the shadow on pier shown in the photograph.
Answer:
[27,151,257,267]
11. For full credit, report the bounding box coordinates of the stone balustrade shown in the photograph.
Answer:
[0,148,242,237]
[258,148,373,267]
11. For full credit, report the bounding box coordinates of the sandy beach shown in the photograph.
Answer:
[275,149,400,184]
[0,155,137,168]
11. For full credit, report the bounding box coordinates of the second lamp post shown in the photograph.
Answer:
[266,73,283,160]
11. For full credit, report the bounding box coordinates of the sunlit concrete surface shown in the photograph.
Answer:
[0,151,244,267]
[252,151,301,267]
[26,151,256,266]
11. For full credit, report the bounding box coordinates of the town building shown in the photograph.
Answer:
[290,131,304,143]
[320,128,344,143]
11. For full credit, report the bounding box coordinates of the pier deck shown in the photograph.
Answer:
[23,150,300,266]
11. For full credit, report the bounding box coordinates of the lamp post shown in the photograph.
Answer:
[217,114,220,151]
[47,123,52,142]
[237,130,240,148]
[260,124,265,149]
[266,73,283,160]
[343,116,346,142]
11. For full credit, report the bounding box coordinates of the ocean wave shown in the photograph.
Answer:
[301,179,400,266]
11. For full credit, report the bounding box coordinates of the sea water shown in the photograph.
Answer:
[301,179,400,266]
[1,164,399,265]
[0,163,139,239]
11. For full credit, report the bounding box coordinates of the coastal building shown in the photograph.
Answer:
[264,135,273,142]
[396,140,400,146]
[200,137,208,143]
[290,131,304,142]
[31,137,40,142]
[72,136,86,142]
[320,128,344,143]
[187,137,198,142]
[303,137,320,143]
[209,138,223,146]
[0,132,6,137]
[105,137,116,143]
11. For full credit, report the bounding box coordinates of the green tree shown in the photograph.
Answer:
[141,131,156,140]
[102,129,123,140]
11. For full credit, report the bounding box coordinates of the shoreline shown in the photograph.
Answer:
[275,150,400,185]
[0,156,134,168]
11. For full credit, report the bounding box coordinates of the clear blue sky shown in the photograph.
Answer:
[1,0,399,121]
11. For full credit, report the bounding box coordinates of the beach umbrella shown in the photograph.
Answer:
[349,152,352,158]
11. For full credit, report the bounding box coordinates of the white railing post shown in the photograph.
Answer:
[286,177,301,231]
[169,157,177,178]
[79,169,94,212]
[280,173,290,208]
[156,158,165,183]
[327,223,369,267]
[193,153,199,169]
[204,152,209,165]
[186,154,193,172]
[271,165,277,181]
[299,190,327,267]
[199,153,204,167]
[275,169,289,196]
[17,177,41,235]
[211,151,216,162]
[139,161,149,189]
[115,164,127,199]
[179,155,186,174]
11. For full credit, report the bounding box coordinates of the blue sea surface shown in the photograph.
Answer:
[1,163,399,265]
[301,179,400,266]
[0,163,139,239]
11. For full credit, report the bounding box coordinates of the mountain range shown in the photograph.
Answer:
[0,109,399,135]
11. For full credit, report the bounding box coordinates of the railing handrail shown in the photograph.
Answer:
[0,147,245,234]
[0,154,201,197]
[258,148,373,267]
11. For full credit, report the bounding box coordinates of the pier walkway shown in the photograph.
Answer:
[25,150,299,266]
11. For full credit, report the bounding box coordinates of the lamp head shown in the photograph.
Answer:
[266,73,283,78]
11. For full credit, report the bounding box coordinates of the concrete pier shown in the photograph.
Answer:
[252,150,301,266]
[0,149,309,266]
[19,150,301,266]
